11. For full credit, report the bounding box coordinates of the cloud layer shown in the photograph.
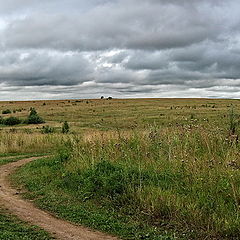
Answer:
[0,0,240,100]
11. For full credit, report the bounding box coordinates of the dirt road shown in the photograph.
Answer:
[0,156,119,240]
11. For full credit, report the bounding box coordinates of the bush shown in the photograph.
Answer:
[27,108,45,124]
[41,125,55,134]
[2,109,11,114]
[62,121,70,133]
[4,117,21,126]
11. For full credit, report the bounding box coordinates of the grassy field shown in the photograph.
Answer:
[0,98,238,132]
[1,98,240,239]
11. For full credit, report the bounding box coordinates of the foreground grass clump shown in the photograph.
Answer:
[13,125,240,239]
[0,210,52,240]
[13,157,175,239]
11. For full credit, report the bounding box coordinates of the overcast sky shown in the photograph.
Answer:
[0,0,240,100]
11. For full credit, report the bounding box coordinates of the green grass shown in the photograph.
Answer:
[13,124,240,239]
[13,156,181,240]
[2,98,240,239]
[0,210,52,240]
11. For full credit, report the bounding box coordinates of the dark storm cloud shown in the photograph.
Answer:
[0,0,240,100]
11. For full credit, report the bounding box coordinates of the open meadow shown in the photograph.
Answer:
[0,98,240,239]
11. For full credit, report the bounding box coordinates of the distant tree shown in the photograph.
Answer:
[107,97,113,100]
[62,121,70,134]
[101,96,104,99]
[29,107,37,116]
[27,108,45,124]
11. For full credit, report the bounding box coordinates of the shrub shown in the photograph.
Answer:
[62,121,70,133]
[27,108,45,124]
[2,109,11,114]
[41,125,55,134]
[4,117,21,126]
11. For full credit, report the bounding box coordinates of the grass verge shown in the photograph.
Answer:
[0,209,52,240]
[0,153,48,166]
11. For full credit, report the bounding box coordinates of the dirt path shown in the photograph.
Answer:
[0,156,119,240]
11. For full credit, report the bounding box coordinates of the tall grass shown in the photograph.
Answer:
[0,132,64,154]
[60,125,240,238]
[11,122,240,238]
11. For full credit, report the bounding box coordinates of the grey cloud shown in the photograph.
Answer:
[124,51,169,70]
[0,0,100,15]
[2,0,227,51]
[121,38,240,90]
[95,68,139,84]
[0,0,240,99]
[0,50,93,86]
[105,52,128,64]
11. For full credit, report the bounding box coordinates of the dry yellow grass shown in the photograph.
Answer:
[0,98,238,154]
